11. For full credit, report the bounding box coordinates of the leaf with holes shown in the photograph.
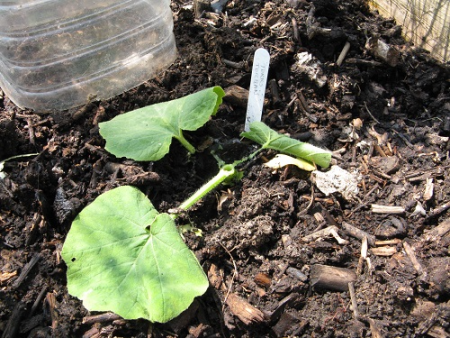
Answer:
[61,186,208,323]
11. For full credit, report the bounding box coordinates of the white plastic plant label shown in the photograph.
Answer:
[244,48,270,131]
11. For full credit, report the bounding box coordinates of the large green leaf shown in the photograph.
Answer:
[241,121,331,168]
[99,86,225,161]
[61,186,209,323]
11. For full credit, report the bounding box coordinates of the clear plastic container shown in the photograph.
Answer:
[0,0,177,111]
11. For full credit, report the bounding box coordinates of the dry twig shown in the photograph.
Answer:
[336,41,351,66]
[371,204,405,214]
[423,218,450,239]
[302,225,349,245]
[12,254,40,289]
[342,221,376,246]
[310,264,357,291]
[83,312,122,325]
[220,243,238,308]
[348,282,359,320]
[226,293,265,325]
[370,246,397,256]
[403,242,426,277]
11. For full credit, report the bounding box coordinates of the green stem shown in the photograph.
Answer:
[175,131,196,154]
[231,148,263,167]
[178,164,235,211]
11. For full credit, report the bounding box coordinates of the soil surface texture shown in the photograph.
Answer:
[1,0,450,337]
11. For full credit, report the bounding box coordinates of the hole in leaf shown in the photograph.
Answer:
[71,258,76,262]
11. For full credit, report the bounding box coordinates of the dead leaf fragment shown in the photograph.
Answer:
[208,263,224,290]
[312,165,360,200]
[264,154,316,171]
[369,156,401,174]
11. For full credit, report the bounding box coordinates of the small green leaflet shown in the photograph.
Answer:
[61,186,209,323]
[99,86,225,161]
[241,121,331,168]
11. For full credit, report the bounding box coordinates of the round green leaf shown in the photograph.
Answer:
[61,186,209,323]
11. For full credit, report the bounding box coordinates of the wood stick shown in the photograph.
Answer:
[222,59,244,69]
[12,254,40,289]
[30,285,48,316]
[27,118,36,145]
[370,246,397,256]
[306,5,332,39]
[336,41,351,66]
[82,313,122,325]
[267,293,299,323]
[348,282,359,320]
[427,201,450,219]
[374,238,402,246]
[302,226,349,245]
[1,302,25,338]
[348,184,379,216]
[268,79,281,105]
[364,102,381,124]
[424,219,450,239]
[346,58,383,67]
[357,236,369,274]
[297,91,311,114]
[226,293,265,325]
[342,221,376,246]
[403,242,425,276]
[423,178,434,201]
[371,204,405,214]
[372,168,391,180]
[291,17,300,42]
[310,264,357,291]
[46,292,58,330]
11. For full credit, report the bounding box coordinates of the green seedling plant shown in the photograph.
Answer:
[62,86,331,324]
[241,121,331,168]
[61,185,213,323]
[99,86,225,161]
[61,167,236,323]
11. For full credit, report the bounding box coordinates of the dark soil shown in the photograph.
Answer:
[1,0,450,337]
